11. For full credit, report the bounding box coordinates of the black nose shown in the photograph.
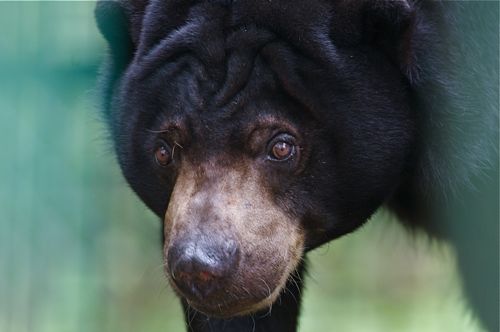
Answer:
[167,238,240,299]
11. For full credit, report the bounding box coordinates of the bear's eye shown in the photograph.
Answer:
[154,140,172,167]
[272,141,294,160]
[268,134,296,161]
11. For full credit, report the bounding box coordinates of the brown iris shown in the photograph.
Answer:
[154,141,171,167]
[271,141,294,160]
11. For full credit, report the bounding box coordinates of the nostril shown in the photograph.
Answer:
[198,270,215,283]
[175,270,192,282]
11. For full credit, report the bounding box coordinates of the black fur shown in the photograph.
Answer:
[96,1,498,331]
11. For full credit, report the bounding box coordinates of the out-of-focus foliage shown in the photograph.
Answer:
[0,2,484,332]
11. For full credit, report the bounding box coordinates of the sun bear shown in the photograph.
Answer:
[95,1,498,331]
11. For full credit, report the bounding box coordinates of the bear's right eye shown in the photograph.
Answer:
[267,133,298,162]
[154,140,172,167]
[271,141,294,160]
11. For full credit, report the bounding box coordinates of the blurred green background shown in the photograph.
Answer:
[0,2,486,332]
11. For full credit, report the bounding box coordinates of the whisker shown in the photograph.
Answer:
[146,128,170,134]
[285,285,298,304]
[171,141,184,159]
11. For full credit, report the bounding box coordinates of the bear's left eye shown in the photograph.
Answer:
[268,134,297,161]
[154,140,172,167]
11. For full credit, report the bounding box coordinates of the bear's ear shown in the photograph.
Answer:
[95,0,149,65]
[331,0,421,84]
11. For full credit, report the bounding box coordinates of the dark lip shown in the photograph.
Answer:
[185,299,255,319]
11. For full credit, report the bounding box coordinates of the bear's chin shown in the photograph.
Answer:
[171,275,287,319]
[184,295,277,319]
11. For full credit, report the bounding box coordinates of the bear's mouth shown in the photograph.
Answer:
[181,294,273,318]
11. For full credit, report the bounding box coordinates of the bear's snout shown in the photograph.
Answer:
[167,237,240,300]
[163,164,305,317]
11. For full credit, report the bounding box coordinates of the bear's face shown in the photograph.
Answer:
[101,0,416,318]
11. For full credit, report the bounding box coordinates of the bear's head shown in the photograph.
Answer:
[96,0,420,317]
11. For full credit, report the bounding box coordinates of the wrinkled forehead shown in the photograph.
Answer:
[134,49,309,140]
[124,0,337,98]
[128,23,299,110]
